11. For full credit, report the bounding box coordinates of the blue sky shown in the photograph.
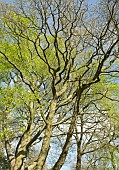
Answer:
[3,0,99,4]
[87,0,98,3]
[2,0,13,3]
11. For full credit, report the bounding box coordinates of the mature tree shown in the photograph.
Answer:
[0,0,119,170]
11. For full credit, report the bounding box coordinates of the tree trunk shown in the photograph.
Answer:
[13,132,31,170]
[76,147,82,170]
[12,101,34,170]
[35,98,57,170]
[51,113,76,170]
[5,140,15,170]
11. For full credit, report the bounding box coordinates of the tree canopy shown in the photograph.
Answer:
[0,0,119,170]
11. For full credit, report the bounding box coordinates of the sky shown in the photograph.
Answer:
[3,0,99,5]
[2,0,13,3]
[87,0,98,4]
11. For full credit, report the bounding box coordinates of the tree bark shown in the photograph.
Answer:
[51,113,76,170]
[76,147,82,170]
[13,132,31,170]
[13,102,34,170]
[35,98,57,170]
[5,140,15,170]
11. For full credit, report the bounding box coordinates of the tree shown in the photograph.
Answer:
[0,0,119,170]
[0,143,9,170]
